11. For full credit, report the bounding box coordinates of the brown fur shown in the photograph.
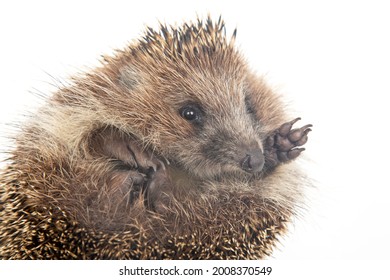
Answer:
[0,17,308,259]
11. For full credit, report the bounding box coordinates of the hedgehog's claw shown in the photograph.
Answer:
[144,163,169,212]
[278,117,301,137]
[124,142,168,210]
[264,118,312,169]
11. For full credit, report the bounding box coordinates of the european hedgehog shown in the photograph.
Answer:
[0,17,312,259]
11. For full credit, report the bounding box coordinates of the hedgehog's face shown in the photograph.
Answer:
[172,98,265,178]
[137,64,268,179]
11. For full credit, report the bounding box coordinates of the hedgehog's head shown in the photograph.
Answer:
[112,17,283,179]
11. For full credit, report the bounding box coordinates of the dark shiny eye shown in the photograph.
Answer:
[180,105,202,123]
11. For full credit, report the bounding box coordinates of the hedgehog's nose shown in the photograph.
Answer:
[240,148,264,173]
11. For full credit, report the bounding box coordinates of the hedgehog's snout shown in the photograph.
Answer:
[239,146,264,173]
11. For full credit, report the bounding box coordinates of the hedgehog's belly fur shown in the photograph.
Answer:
[0,166,289,259]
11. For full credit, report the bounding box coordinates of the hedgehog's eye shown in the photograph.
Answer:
[179,105,202,123]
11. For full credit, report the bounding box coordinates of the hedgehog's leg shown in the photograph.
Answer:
[90,126,168,209]
[123,141,169,211]
[90,127,158,170]
[263,118,312,169]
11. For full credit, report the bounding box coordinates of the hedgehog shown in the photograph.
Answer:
[0,17,312,259]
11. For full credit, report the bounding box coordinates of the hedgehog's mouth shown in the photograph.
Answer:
[171,159,261,183]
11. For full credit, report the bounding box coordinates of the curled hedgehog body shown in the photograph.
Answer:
[0,17,312,259]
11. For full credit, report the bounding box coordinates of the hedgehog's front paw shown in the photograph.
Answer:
[118,141,168,210]
[111,137,168,212]
[264,118,312,169]
[144,162,170,212]
[90,126,167,209]
[90,126,160,172]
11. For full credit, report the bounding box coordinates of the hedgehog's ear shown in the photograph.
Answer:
[119,65,142,90]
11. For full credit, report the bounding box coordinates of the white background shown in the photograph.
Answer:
[1,0,389,262]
